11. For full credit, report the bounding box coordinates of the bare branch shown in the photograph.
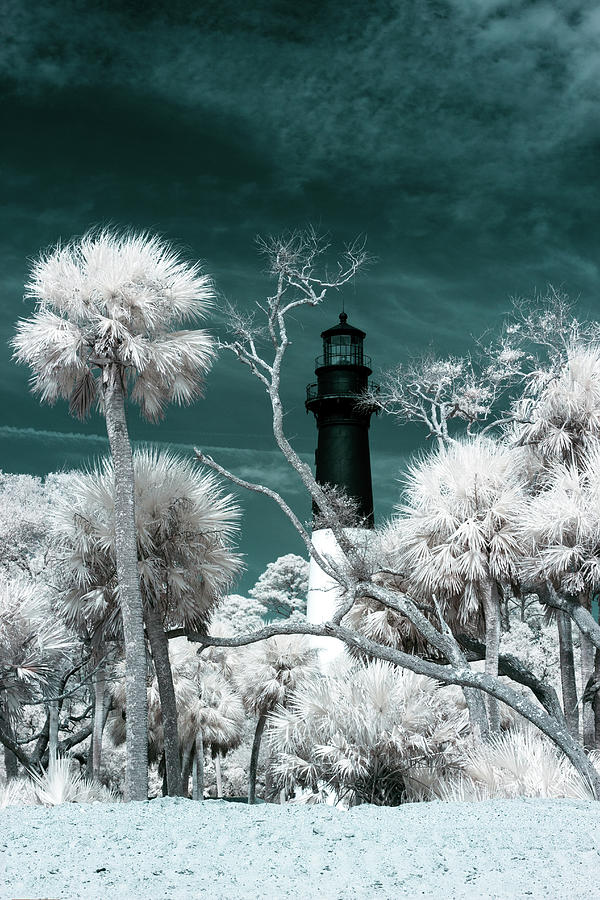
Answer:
[194,449,343,584]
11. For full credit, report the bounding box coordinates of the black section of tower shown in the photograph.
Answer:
[306,312,376,527]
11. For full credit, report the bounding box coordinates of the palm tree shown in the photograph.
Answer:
[232,635,320,803]
[269,657,470,806]
[520,447,600,747]
[513,344,600,748]
[393,437,527,733]
[190,663,245,800]
[52,448,241,795]
[12,229,216,800]
[0,577,75,775]
[342,522,435,660]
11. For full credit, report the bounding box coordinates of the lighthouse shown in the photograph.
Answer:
[305,311,377,661]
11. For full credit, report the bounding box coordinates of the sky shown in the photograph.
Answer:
[1,0,599,591]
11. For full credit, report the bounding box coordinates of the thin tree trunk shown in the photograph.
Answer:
[92,664,106,781]
[581,633,595,749]
[181,742,193,797]
[31,714,49,769]
[3,720,18,779]
[497,583,510,633]
[192,752,198,800]
[161,753,167,797]
[193,733,204,801]
[248,712,267,804]
[87,699,95,778]
[144,601,181,796]
[103,366,148,802]
[594,648,600,750]
[482,580,501,734]
[462,687,489,742]
[48,701,59,769]
[557,611,579,741]
[215,753,223,798]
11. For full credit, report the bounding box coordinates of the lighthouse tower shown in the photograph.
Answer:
[305,312,376,661]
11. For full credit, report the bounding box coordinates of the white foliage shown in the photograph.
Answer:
[52,449,242,640]
[270,659,470,806]
[233,634,320,717]
[30,755,120,805]
[0,577,76,720]
[514,345,600,466]
[0,471,75,583]
[519,444,600,596]
[195,665,245,755]
[500,619,560,689]
[12,228,216,421]
[212,594,266,636]
[0,778,38,808]
[249,554,309,619]
[392,437,527,625]
[433,729,599,801]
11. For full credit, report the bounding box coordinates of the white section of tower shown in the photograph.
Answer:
[306,527,373,666]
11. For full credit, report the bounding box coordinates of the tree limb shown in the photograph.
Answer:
[455,633,567,726]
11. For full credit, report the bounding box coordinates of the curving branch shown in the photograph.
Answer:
[194,449,342,585]
[456,634,566,726]
[543,589,600,652]
[168,615,600,796]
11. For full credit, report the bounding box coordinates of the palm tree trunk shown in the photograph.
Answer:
[248,712,267,804]
[103,365,148,801]
[181,742,193,797]
[557,610,579,741]
[594,648,600,750]
[92,663,106,780]
[192,733,204,800]
[215,753,223,798]
[3,720,18,779]
[87,701,95,778]
[48,700,59,768]
[144,601,181,796]
[482,580,501,733]
[462,687,489,741]
[581,633,595,749]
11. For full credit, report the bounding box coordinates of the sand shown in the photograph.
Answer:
[1,796,599,899]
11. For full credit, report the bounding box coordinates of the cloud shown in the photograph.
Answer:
[1,0,599,593]
[0,423,311,493]
[4,2,599,192]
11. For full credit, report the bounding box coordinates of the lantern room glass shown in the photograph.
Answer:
[323,332,364,366]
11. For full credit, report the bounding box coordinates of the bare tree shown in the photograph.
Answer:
[362,352,520,447]
[366,288,600,449]
[181,235,600,796]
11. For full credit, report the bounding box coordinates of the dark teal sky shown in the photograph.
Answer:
[1,1,599,590]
